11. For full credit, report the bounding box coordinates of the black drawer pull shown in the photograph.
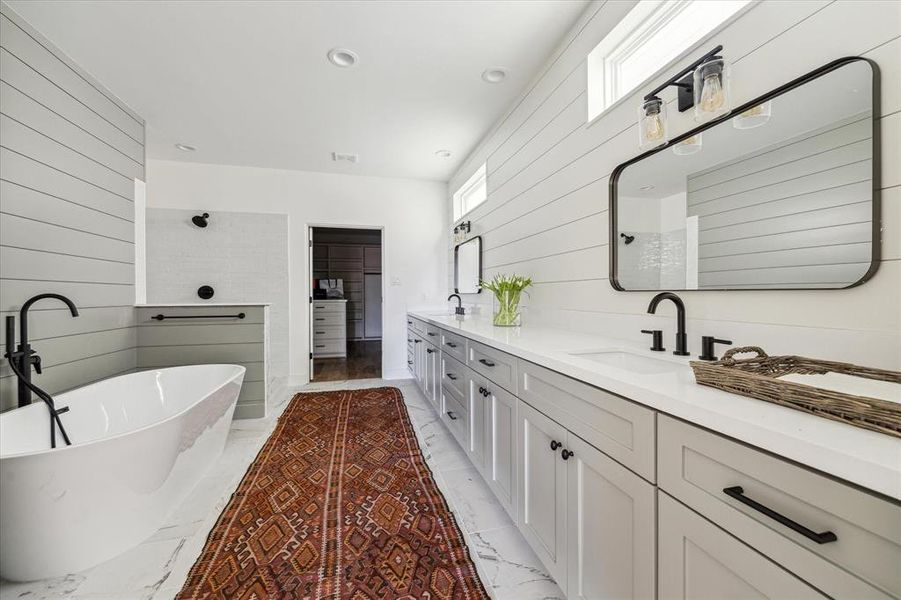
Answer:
[561,449,574,460]
[407,320,412,325]
[316,331,326,334]
[426,348,434,354]
[478,358,495,367]
[550,440,561,451]
[446,342,457,348]
[481,388,489,397]
[407,360,413,365]
[723,486,837,544]
[446,373,458,380]
[447,411,458,420]
[315,318,325,321]
[414,339,421,344]
[427,332,436,337]
[315,345,325,348]
[407,338,413,342]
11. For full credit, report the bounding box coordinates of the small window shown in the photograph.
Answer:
[587,0,751,122]
[453,163,487,221]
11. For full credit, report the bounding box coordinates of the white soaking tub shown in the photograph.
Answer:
[0,364,245,581]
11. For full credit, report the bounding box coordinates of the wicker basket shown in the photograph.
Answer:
[690,347,901,438]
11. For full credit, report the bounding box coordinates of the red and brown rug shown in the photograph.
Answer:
[177,387,489,599]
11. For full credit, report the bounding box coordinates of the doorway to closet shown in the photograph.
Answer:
[309,226,382,381]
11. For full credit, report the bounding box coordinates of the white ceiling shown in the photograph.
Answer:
[7,0,589,181]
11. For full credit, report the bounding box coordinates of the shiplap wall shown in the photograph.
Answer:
[0,3,143,411]
[688,112,873,289]
[448,0,900,369]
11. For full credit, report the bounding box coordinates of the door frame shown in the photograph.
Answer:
[306,223,386,381]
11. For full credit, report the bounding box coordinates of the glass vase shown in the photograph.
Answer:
[492,290,522,327]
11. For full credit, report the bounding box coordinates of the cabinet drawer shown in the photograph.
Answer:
[658,415,901,598]
[312,324,345,341]
[518,360,655,482]
[312,301,346,313]
[409,317,427,335]
[312,312,344,326]
[440,329,467,363]
[441,354,468,400]
[468,340,518,394]
[441,382,469,449]
[423,323,440,344]
[312,339,345,356]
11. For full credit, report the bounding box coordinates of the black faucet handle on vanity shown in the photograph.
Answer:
[640,329,665,352]
[447,293,465,316]
[699,336,732,361]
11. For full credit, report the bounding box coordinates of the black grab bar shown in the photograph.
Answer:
[152,312,245,321]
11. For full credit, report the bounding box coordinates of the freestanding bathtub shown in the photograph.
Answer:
[0,364,245,581]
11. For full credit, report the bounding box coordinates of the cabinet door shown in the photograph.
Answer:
[424,346,439,410]
[658,493,826,600]
[467,376,489,474]
[517,401,568,591]
[487,384,517,519]
[565,433,655,600]
[413,337,425,390]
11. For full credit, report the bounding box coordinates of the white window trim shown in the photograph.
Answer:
[452,162,487,222]
[586,0,756,128]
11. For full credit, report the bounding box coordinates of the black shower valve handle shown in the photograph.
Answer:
[699,336,733,361]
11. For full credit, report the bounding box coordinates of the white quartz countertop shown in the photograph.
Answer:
[410,311,901,500]
[135,303,271,307]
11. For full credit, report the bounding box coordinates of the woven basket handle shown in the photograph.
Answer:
[721,346,768,365]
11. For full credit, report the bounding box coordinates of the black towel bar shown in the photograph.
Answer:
[152,312,245,321]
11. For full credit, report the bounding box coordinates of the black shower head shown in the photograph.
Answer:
[192,213,210,228]
[620,233,635,245]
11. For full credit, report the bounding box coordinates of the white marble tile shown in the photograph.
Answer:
[72,537,187,597]
[440,466,513,534]
[468,526,565,600]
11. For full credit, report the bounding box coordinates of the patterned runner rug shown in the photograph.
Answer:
[177,387,488,599]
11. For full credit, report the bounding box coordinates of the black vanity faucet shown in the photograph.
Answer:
[447,294,465,316]
[647,292,690,356]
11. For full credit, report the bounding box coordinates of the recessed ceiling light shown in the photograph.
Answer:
[331,152,358,163]
[481,68,508,83]
[435,149,452,158]
[639,184,655,191]
[174,143,196,152]
[327,48,358,68]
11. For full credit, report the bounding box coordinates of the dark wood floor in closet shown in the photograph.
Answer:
[313,340,381,381]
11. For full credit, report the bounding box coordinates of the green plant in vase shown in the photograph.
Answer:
[480,274,533,327]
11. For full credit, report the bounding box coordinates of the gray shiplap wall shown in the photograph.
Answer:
[136,306,268,419]
[447,0,900,369]
[0,2,143,411]
[688,113,873,289]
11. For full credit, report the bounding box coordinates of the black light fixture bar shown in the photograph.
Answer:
[643,45,723,112]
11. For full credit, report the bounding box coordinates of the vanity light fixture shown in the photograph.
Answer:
[175,143,196,152]
[672,132,702,155]
[453,221,471,244]
[435,149,452,158]
[637,45,730,148]
[191,212,210,228]
[733,100,772,129]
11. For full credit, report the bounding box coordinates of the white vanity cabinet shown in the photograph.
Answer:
[423,340,439,410]
[464,371,490,474]
[485,381,518,518]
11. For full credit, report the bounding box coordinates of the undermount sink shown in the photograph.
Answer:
[568,350,681,375]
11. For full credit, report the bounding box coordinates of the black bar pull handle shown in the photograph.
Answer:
[446,373,458,380]
[153,312,245,321]
[478,358,495,367]
[447,411,458,420]
[446,342,457,348]
[723,486,837,544]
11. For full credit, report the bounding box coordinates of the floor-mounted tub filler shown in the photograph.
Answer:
[0,364,245,581]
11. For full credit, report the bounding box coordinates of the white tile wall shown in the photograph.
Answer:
[145,209,289,384]
[448,0,901,370]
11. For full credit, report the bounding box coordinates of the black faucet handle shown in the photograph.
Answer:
[641,329,665,352]
[699,336,732,361]
[31,353,42,374]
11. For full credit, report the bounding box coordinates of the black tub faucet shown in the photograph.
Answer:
[647,292,689,356]
[448,294,465,316]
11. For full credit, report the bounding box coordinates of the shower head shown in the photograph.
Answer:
[192,213,210,228]
[620,233,635,245]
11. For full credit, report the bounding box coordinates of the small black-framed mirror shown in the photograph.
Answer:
[610,57,879,291]
[454,236,482,294]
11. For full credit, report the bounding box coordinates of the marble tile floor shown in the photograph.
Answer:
[0,378,562,600]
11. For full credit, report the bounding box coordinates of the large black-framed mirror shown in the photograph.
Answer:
[610,57,879,291]
[454,236,482,294]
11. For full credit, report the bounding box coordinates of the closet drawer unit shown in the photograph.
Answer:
[440,329,467,363]
[410,317,427,336]
[329,246,362,259]
[312,324,345,340]
[312,301,346,313]
[423,323,440,344]
[440,353,468,400]
[441,382,469,449]
[312,312,345,326]
[312,339,345,356]
[518,360,655,481]
[329,258,363,272]
[467,340,517,394]
[658,415,901,599]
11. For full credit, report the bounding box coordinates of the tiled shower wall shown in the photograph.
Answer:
[0,3,143,411]
[448,0,900,369]
[145,208,289,392]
